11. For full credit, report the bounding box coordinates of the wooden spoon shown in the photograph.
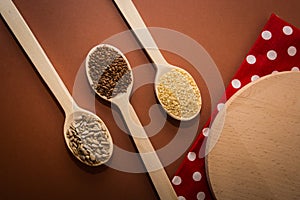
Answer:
[113,0,202,121]
[85,44,177,199]
[206,71,300,199]
[0,0,113,166]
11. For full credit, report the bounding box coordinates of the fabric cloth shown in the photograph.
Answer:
[172,14,300,200]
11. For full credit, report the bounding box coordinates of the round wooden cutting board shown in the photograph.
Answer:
[206,71,300,200]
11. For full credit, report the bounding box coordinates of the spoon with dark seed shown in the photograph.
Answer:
[85,44,177,199]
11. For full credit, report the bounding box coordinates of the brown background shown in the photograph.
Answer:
[0,0,300,199]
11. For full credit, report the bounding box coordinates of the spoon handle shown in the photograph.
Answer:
[0,0,75,115]
[114,0,169,67]
[115,99,177,199]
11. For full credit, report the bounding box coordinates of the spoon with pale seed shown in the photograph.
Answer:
[114,0,202,121]
[85,44,177,199]
[0,0,113,166]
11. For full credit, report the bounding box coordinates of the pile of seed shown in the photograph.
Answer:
[66,113,112,166]
[87,46,132,99]
[157,68,201,119]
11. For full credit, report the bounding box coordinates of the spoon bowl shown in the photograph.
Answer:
[85,44,133,102]
[63,106,113,166]
[154,64,202,121]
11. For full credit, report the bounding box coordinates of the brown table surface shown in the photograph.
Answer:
[1,0,300,199]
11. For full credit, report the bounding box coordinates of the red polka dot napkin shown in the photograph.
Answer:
[172,14,300,200]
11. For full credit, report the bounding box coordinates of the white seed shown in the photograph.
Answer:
[66,113,111,166]
[82,130,89,135]
[101,141,110,145]
[92,139,100,145]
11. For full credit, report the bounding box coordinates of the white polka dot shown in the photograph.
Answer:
[261,30,272,40]
[187,152,196,161]
[288,46,297,56]
[291,66,300,71]
[283,26,293,35]
[267,50,277,60]
[251,75,260,82]
[217,103,225,111]
[178,196,186,200]
[202,128,210,137]
[193,171,202,181]
[231,79,241,89]
[197,192,206,200]
[272,70,278,74]
[172,176,182,185]
[246,55,256,64]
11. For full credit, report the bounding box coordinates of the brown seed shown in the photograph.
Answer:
[80,155,86,161]
[72,147,78,155]
[90,154,96,161]
[88,46,132,99]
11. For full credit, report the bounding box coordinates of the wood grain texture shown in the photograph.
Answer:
[206,72,300,200]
